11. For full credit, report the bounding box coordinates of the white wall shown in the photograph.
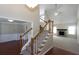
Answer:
[49,5,78,39]
[0,22,29,42]
[77,5,79,44]
[0,4,40,37]
[0,23,26,34]
[0,33,20,42]
[54,23,77,39]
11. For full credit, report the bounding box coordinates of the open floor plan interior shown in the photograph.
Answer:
[0,4,79,55]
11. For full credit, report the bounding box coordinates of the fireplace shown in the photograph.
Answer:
[59,31,64,35]
[57,29,67,36]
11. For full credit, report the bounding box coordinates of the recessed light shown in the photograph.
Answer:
[8,20,14,22]
[54,12,58,16]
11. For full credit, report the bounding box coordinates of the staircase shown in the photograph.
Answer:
[37,32,53,55]
[20,20,54,55]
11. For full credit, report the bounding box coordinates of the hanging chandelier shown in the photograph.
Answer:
[26,3,38,8]
[25,0,38,8]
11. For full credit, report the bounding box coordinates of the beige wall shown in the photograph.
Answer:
[0,4,40,37]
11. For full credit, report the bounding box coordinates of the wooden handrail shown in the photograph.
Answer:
[33,20,49,39]
[19,19,53,54]
[31,20,53,54]
[40,18,47,23]
[19,28,32,52]
[22,28,32,37]
[31,20,52,54]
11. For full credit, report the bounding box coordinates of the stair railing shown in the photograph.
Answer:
[31,20,53,55]
[40,18,47,23]
[19,28,32,52]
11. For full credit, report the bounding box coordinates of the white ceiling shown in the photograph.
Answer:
[40,4,78,24]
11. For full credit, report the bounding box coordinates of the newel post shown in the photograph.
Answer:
[31,38,34,55]
[52,21,54,33]
[20,34,23,51]
[49,20,51,33]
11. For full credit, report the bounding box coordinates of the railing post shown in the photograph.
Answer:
[20,34,23,51]
[40,25,42,31]
[52,21,54,33]
[49,20,51,33]
[31,38,34,55]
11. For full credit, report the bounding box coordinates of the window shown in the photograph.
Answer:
[68,26,76,35]
[40,16,45,22]
[53,26,57,34]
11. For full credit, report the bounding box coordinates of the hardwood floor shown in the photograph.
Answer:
[45,47,76,55]
[0,40,77,55]
[0,40,21,55]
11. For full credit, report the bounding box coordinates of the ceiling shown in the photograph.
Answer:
[40,4,78,24]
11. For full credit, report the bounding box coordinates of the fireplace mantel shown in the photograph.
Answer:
[57,29,67,31]
[57,29,67,36]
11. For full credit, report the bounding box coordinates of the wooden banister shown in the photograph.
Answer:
[22,28,32,37]
[49,20,51,33]
[31,38,34,55]
[52,21,54,33]
[19,28,32,52]
[40,18,47,23]
[20,34,23,50]
[31,19,53,54]
[34,20,49,40]
[19,19,53,54]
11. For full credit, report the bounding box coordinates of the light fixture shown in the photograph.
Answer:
[25,0,38,8]
[8,20,14,22]
[54,12,58,16]
[26,3,38,8]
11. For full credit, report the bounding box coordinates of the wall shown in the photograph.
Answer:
[0,4,40,37]
[0,22,29,42]
[0,23,1,39]
[0,23,26,34]
[77,5,79,44]
[54,23,77,39]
